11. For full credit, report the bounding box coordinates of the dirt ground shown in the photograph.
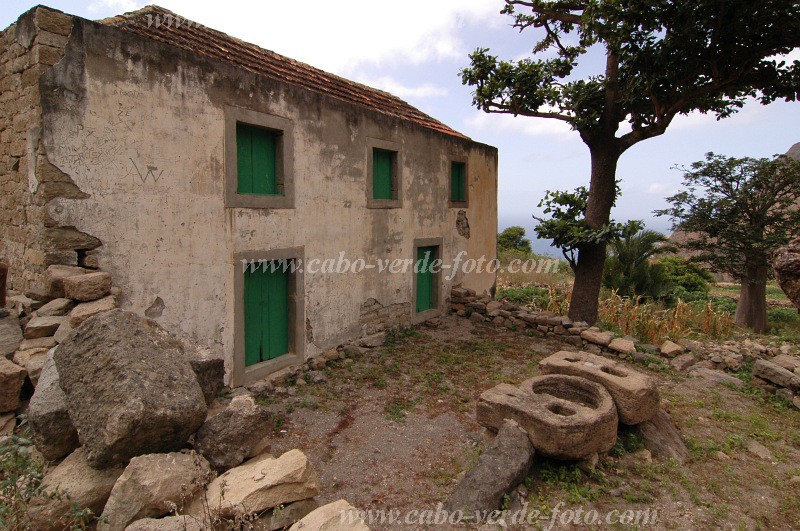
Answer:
[260,315,800,529]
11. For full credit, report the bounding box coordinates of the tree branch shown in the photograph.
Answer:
[481,102,577,124]
[506,0,585,25]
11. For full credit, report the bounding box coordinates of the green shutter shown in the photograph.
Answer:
[416,246,436,312]
[244,261,290,366]
[373,148,394,200]
[237,123,280,196]
[451,162,466,202]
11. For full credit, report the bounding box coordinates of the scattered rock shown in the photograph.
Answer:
[774,236,800,311]
[24,315,67,339]
[62,271,113,302]
[771,354,800,373]
[745,440,772,460]
[660,340,684,357]
[19,336,57,351]
[0,315,24,358]
[358,332,386,348]
[634,409,690,464]
[35,298,75,317]
[125,515,205,531]
[794,396,800,411]
[0,412,14,436]
[689,367,744,388]
[43,265,89,299]
[477,375,618,459]
[0,357,26,412]
[752,359,800,392]
[670,353,696,372]
[577,453,599,474]
[288,499,368,531]
[469,312,485,324]
[580,329,614,347]
[28,351,79,460]
[54,320,73,343]
[306,370,327,384]
[255,499,320,531]
[99,452,211,531]
[28,447,124,528]
[445,419,534,513]
[608,338,636,356]
[12,347,49,386]
[54,310,207,468]
[194,395,272,470]
[69,295,117,328]
[187,449,319,518]
[538,351,660,425]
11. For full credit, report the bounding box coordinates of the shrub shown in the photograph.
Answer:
[658,256,715,294]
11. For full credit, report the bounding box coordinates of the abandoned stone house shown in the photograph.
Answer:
[0,6,498,385]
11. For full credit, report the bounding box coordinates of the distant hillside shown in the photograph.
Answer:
[788,142,800,160]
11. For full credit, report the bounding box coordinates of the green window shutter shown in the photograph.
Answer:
[451,162,466,202]
[416,246,436,312]
[244,261,290,366]
[237,123,281,196]
[373,148,394,200]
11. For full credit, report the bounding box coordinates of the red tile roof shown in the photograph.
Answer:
[101,6,466,138]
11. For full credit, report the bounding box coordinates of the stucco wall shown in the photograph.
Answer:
[37,16,498,382]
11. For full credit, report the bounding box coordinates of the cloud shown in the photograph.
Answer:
[351,75,448,99]
[646,182,676,195]
[124,0,503,75]
[88,0,140,14]
[463,111,575,139]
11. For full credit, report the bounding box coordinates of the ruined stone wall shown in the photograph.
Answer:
[35,14,498,382]
[0,8,74,296]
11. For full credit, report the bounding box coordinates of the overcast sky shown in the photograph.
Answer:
[4,1,800,254]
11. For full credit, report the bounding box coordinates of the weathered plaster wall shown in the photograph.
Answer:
[39,17,497,380]
[0,7,73,295]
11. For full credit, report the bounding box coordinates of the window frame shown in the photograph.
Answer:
[225,106,295,209]
[232,247,305,386]
[366,137,402,209]
[448,156,469,207]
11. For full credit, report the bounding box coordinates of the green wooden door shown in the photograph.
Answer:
[237,123,279,195]
[416,246,436,312]
[244,262,289,366]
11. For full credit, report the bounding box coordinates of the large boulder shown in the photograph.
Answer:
[28,351,79,461]
[0,357,26,412]
[774,236,800,312]
[445,419,534,513]
[288,500,369,531]
[12,347,49,386]
[28,447,124,528]
[0,315,23,358]
[99,452,211,531]
[634,409,689,464]
[255,499,320,531]
[538,351,660,425]
[194,395,272,470]
[476,375,618,459]
[54,310,207,468]
[753,359,800,392]
[125,516,205,531]
[187,449,319,518]
[69,295,118,328]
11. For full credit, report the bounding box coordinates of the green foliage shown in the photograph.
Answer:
[534,186,623,271]
[657,153,800,282]
[462,2,800,147]
[658,256,715,294]
[602,220,674,299]
[497,226,532,254]
[0,434,94,530]
[497,285,550,307]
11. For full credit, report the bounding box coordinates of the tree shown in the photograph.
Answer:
[498,226,533,254]
[533,185,622,272]
[461,0,800,324]
[656,153,800,333]
[602,221,674,300]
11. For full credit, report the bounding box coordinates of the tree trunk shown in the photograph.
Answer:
[568,145,620,324]
[735,264,769,334]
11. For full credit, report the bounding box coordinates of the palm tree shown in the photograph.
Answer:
[602,221,675,300]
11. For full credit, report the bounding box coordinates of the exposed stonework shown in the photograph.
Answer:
[359,298,411,336]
